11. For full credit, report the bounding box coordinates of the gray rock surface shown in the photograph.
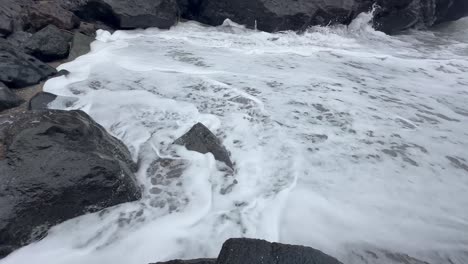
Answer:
[27,91,58,110]
[0,39,57,88]
[68,32,94,60]
[0,82,23,112]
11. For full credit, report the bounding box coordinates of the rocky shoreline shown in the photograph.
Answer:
[1,0,468,263]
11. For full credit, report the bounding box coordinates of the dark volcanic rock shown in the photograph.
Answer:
[0,13,13,37]
[6,31,32,51]
[74,0,179,29]
[25,1,80,31]
[217,238,343,264]
[0,110,141,258]
[0,39,57,88]
[181,0,371,32]
[0,82,23,112]
[28,92,58,110]
[24,25,73,62]
[174,123,233,169]
[153,259,216,264]
[68,32,94,60]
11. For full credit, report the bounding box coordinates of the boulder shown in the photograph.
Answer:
[25,1,80,31]
[73,0,179,29]
[217,238,343,264]
[181,0,371,32]
[68,32,94,60]
[28,92,58,110]
[0,0,22,37]
[0,82,23,112]
[0,13,13,37]
[0,39,57,88]
[24,24,73,62]
[0,110,141,258]
[174,123,233,169]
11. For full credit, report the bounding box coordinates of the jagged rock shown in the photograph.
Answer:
[0,110,141,258]
[73,0,179,29]
[174,123,233,169]
[0,82,23,112]
[0,0,22,37]
[68,32,94,60]
[24,25,73,62]
[25,1,80,31]
[180,0,372,32]
[28,92,58,110]
[217,238,343,264]
[153,259,216,264]
[0,39,57,88]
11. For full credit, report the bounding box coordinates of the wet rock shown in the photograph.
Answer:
[0,110,141,258]
[28,92,58,110]
[68,32,94,60]
[174,123,233,169]
[181,0,371,32]
[25,1,80,31]
[24,25,73,62]
[153,259,216,264]
[74,0,179,29]
[0,39,57,88]
[0,0,22,37]
[0,82,23,112]
[217,238,343,264]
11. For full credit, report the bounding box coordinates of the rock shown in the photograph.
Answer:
[6,31,32,51]
[28,92,58,110]
[25,1,80,31]
[0,39,57,88]
[24,25,73,62]
[181,0,371,32]
[174,123,233,169]
[217,238,343,264]
[0,13,13,37]
[435,0,468,24]
[152,259,216,264]
[0,110,141,258]
[74,0,179,29]
[0,82,23,112]
[68,32,94,60]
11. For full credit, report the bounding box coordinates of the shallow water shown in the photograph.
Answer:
[3,14,468,264]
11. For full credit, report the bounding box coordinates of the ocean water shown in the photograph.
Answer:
[3,13,468,264]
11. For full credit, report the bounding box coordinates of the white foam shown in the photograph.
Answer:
[3,15,468,264]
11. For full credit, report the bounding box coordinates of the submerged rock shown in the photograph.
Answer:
[0,110,141,258]
[0,82,23,112]
[74,0,179,29]
[24,25,73,62]
[174,123,233,169]
[28,92,58,110]
[0,39,57,88]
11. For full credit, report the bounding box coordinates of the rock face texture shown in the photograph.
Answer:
[0,39,57,88]
[0,82,23,111]
[73,0,179,29]
[24,25,73,62]
[0,110,141,258]
[152,238,343,264]
[27,91,58,110]
[174,123,233,169]
[186,0,369,32]
[25,1,80,31]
